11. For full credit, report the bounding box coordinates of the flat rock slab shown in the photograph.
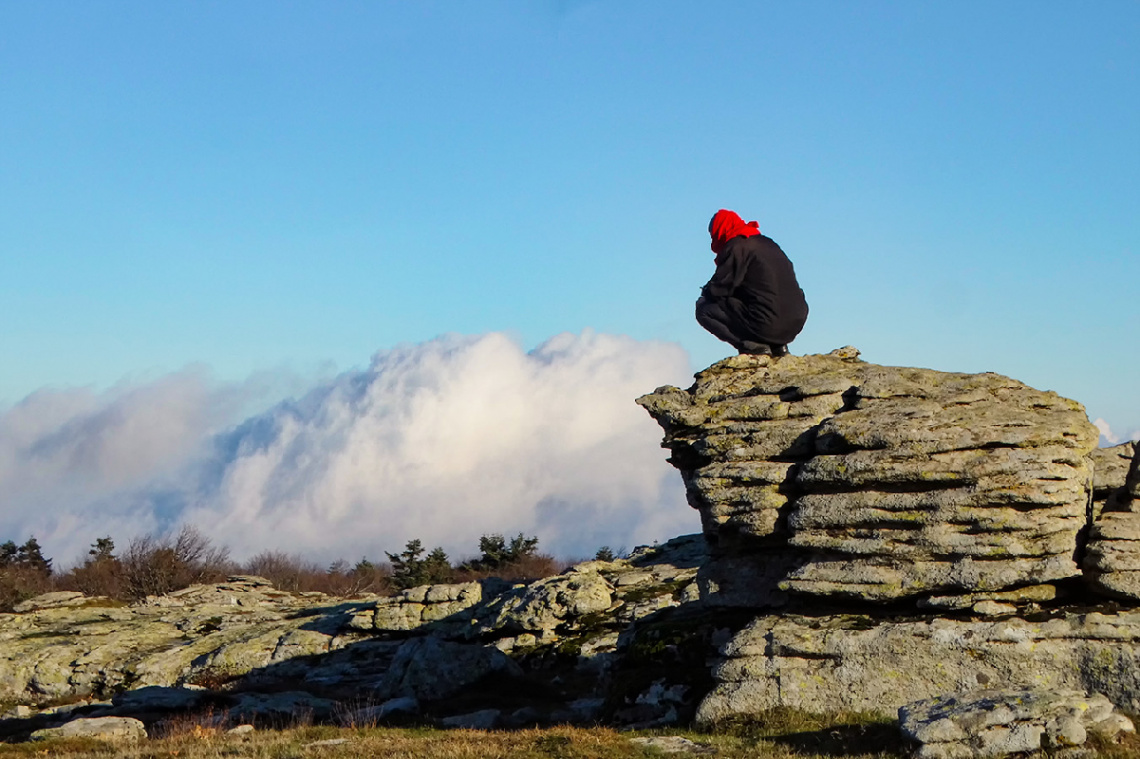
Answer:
[697,611,1140,725]
[30,716,147,742]
[629,736,716,754]
[899,688,1133,758]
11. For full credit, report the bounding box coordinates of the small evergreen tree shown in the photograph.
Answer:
[0,541,17,566]
[19,537,52,575]
[387,539,451,589]
[594,546,616,562]
[386,538,424,588]
[424,547,453,584]
[89,537,116,561]
[0,536,53,611]
[465,533,540,572]
[0,537,52,575]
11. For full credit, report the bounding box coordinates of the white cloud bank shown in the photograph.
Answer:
[1094,418,1140,448]
[0,332,696,565]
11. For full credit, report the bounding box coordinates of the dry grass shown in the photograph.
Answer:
[4,716,1139,759]
[0,724,899,759]
[0,726,647,759]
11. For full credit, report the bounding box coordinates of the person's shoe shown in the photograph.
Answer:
[770,344,789,357]
[739,341,772,356]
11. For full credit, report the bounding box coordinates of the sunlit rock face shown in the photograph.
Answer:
[637,350,1140,727]
[637,347,1100,606]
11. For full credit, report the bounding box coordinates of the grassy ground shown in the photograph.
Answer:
[2,710,1138,758]
[0,725,894,759]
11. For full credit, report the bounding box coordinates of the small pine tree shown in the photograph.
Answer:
[594,546,616,562]
[3,537,52,574]
[89,537,116,561]
[386,539,424,587]
[467,533,540,572]
[424,547,453,584]
[386,540,452,589]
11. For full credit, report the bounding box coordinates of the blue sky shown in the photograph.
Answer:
[0,2,1138,559]
[3,2,1138,426]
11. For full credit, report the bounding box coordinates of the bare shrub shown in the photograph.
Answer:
[61,556,126,598]
[121,525,233,600]
[0,564,54,611]
[150,706,228,740]
[322,559,394,596]
[242,551,323,592]
[0,536,55,611]
[56,536,127,598]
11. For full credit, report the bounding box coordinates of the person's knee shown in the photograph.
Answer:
[694,296,713,326]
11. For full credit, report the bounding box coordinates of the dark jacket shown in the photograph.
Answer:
[700,234,808,345]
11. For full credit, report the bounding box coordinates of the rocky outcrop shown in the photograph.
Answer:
[0,536,722,740]
[899,689,1133,758]
[1086,442,1140,600]
[697,610,1140,722]
[638,348,1099,605]
[637,349,1140,728]
[898,683,1130,756]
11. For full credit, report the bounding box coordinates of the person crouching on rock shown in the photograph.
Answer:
[695,209,809,356]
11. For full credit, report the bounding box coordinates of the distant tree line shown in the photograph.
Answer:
[0,527,624,612]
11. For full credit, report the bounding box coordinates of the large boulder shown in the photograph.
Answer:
[899,689,1133,759]
[638,348,1099,604]
[697,610,1140,724]
[30,716,147,742]
[476,569,614,635]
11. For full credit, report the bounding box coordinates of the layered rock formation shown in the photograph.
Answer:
[637,348,1140,731]
[1086,441,1140,600]
[638,348,1099,606]
[1091,442,1136,516]
[696,610,1140,723]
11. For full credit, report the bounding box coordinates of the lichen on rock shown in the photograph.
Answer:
[637,347,1099,604]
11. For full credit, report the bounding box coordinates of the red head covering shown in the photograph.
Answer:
[708,209,760,254]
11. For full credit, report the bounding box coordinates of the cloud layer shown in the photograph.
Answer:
[1094,418,1140,448]
[0,332,696,566]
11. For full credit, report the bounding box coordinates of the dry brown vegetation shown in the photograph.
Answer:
[11,713,1139,759]
[2,706,1139,759]
[0,724,894,759]
[0,527,580,611]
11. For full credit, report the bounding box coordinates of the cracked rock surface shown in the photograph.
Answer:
[638,347,1099,604]
[0,537,724,737]
[696,610,1140,723]
[899,688,1134,758]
